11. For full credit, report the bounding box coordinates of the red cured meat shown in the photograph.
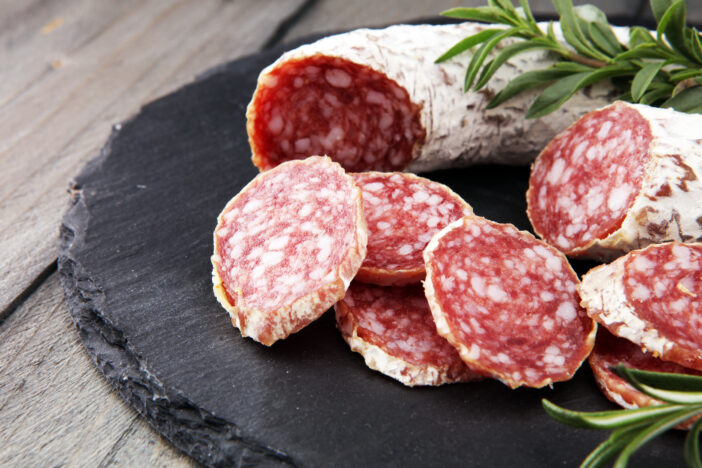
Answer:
[423,215,596,388]
[589,328,702,415]
[622,242,702,369]
[335,282,481,386]
[527,102,652,256]
[247,56,425,172]
[351,172,472,285]
[211,156,367,345]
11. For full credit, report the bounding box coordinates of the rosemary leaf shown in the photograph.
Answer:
[464,29,523,90]
[580,424,648,468]
[541,398,687,430]
[632,62,665,101]
[440,7,507,24]
[475,38,559,89]
[527,64,633,118]
[684,417,702,468]
[663,84,702,111]
[435,29,503,63]
[614,365,702,393]
[613,406,702,468]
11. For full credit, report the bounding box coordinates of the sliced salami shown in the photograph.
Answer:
[580,242,702,370]
[211,156,367,345]
[589,328,702,413]
[423,215,596,388]
[527,101,702,261]
[247,23,622,173]
[351,172,472,285]
[335,282,481,386]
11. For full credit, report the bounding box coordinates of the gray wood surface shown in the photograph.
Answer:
[2,0,699,466]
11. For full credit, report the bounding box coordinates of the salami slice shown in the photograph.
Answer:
[527,101,702,261]
[351,172,472,285]
[247,23,622,173]
[211,156,368,345]
[335,282,481,386]
[589,328,702,413]
[423,215,595,388]
[580,242,702,370]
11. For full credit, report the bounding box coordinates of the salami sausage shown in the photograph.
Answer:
[335,282,481,386]
[580,242,702,370]
[351,172,472,285]
[247,23,622,173]
[528,101,702,261]
[589,328,702,414]
[423,215,595,388]
[211,156,368,345]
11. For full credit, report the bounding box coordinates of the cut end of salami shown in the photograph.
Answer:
[212,156,368,345]
[527,101,652,257]
[247,55,425,172]
[335,282,481,386]
[351,171,472,286]
[580,241,702,371]
[423,216,596,389]
[589,328,702,415]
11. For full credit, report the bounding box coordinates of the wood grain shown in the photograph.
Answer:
[0,0,307,318]
[0,274,196,467]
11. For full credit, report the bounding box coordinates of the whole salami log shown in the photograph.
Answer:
[589,328,702,414]
[351,172,472,285]
[580,242,702,370]
[527,101,702,261]
[423,215,596,388]
[335,282,481,386]
[212,156,368,345]
[247,23,621,173]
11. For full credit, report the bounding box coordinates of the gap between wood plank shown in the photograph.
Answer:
[261,0,320,49]
[0,260,56,327]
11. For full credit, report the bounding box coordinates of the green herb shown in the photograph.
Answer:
[437,0,702,117]
[542,364,702,467]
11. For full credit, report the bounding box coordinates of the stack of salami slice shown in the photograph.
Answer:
[212,22,702,401]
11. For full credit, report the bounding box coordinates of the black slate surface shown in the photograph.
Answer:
[58,27,687,468]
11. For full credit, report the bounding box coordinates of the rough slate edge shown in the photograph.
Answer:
[58,125,296,468]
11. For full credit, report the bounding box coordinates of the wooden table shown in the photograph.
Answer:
[1,1,693,466]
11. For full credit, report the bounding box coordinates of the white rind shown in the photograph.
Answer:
[211,156,368,346]
[571,102,702,260]
[579,251,673,357]
[249,22,628,172]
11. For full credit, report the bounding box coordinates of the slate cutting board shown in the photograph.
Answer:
[58,25,687,468]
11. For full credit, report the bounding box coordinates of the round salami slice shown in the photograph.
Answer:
[211,156,368,345]
[247,23,621,173]
[334,282,481,386]
[528,101,702,261]
[580,242,702,371]
[423,215,596,388]
[589,328,702,414]
[351,172,472,285]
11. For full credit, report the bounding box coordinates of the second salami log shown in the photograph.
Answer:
[247,23,622,173]
[527,101,702,261]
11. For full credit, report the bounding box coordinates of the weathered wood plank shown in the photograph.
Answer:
[0,0,307,316]
[0,275,196,467]
[282,0,652,43]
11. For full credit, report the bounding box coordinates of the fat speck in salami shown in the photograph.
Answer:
[351,172,472,285]
[580,241,702,371]
[423,215,596,388]
[528,101,702,261]
[335,282,481,386]
[212,156,367,345]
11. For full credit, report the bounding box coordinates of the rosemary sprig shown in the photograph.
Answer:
[543,364,702,467]
[437,0,702,117]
